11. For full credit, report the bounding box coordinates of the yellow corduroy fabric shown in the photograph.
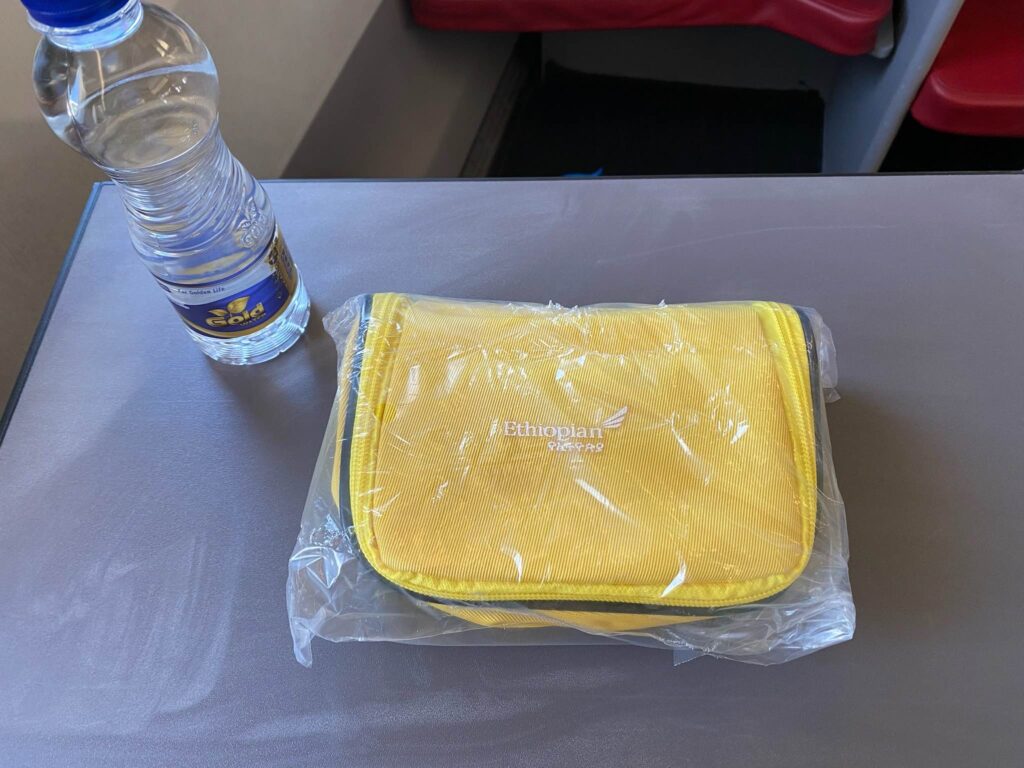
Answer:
[335,294,817,632]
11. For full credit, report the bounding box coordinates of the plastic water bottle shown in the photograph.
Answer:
[24,0,310,364]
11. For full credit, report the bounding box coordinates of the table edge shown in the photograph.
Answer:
[262,171,1020,184]
[0,183,104,448]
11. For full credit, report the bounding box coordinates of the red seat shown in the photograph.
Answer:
[410,0,892,56]
[911,0,1024,137]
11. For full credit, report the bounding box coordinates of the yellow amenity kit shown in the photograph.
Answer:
[288,293,854,666]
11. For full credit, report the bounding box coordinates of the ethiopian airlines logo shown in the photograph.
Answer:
[502,407,628,453]
[206,296,266,329]
[600,407,628,429]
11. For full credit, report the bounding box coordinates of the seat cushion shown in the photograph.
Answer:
[911,0,1024,137]
[410,0,892,56]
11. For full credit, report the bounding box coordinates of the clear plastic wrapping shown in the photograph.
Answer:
[288,294,854,666]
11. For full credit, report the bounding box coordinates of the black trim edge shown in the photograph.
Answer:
[0,183,104,448]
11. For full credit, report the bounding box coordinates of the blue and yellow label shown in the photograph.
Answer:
[171,230,297,338]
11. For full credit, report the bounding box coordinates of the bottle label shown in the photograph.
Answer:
[167,229,298,338]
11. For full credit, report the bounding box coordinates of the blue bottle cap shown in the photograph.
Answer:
[21,0,132,27]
